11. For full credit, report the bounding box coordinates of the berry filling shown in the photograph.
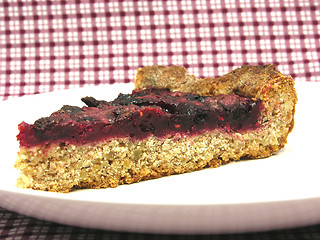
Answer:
[17,88,263,148]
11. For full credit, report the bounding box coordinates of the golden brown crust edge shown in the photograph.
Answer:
[135,65,298,158]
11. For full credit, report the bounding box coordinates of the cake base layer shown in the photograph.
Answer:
[15,128,280,193]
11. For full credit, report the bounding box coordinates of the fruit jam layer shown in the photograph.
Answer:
[18,89,263,148]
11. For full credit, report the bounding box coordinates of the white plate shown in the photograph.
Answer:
[0,82,319,234]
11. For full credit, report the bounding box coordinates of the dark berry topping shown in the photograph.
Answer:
[81,96,107,108]
[17,88,263,147]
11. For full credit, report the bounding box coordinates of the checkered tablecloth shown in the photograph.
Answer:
[1,0,320,239]
[1,0,320,101]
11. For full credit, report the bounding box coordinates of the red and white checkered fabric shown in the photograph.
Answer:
[1,0,319,100]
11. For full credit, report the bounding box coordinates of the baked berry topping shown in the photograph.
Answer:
[17,89,263,147]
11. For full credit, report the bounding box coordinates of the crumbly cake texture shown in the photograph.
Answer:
[15,65,297,192]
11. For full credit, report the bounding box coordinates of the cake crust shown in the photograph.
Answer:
[15,65,297,192]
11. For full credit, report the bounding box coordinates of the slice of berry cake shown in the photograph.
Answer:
[15,65,297,192]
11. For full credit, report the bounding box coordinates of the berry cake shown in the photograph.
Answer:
[15,65,297,192]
